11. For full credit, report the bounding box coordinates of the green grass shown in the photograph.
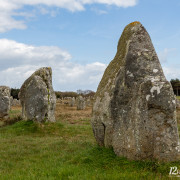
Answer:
[177,96,180,100]
[0,110,180,179]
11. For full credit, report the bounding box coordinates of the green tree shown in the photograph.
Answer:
[170,79,180,96]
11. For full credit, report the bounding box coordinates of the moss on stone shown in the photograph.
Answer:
[47,88,50,104]
[19,67,52,100]
[95,21,141,99]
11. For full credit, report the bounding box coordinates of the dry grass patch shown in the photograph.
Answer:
[55,101,92,125]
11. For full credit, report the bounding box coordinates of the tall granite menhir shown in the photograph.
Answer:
[19,67,56,122]
[92,22,180,161]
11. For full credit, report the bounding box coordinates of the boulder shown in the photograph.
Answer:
[77,96,85,110]
[19,67,56,122]
[0,86,11,119]
[92,22,180,161]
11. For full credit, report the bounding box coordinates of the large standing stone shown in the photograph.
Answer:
[77,96,86,110]
[0,86,11,119]
[19,67,56,122]
[92,22,180,161]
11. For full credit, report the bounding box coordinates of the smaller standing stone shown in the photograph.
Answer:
[19,67,56,122]
[177,98,180,109]
[0,86,11,119]
[10,96,13,107]
[77,96,86,110]
[70,97,75,107]
[12,99,20,106]
[86,98,91,107]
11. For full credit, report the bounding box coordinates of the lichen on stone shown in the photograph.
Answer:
[92,21,180,162]
[95,22,141,99]
[19,67,56,122]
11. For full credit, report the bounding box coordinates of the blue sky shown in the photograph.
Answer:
[0,0,180,91]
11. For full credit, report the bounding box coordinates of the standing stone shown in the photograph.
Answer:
[12,99,20,106]
[70,97,75,107]
[177,99,180,109]
[19,67,56,122]
[86,98,91,107]
[92,22,180,161]
[10,96,13,107]
[0,86,11,119]
[77,96,86,110]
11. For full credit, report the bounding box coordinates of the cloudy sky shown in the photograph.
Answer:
[0,0,180,91]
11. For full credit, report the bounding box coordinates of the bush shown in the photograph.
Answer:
[11,88,20,99]
[55,91,78,99]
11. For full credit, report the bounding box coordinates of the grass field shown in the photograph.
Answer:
[177,96,180,100]
[0,102,180,179]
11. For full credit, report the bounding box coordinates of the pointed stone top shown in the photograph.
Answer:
[95,21,143,98]
[19,67,53,100]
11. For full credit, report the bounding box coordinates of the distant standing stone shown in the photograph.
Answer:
[86,98,91,107]
[0,86,11,119]
[177,98,180,109]
[19,67,56,122]
[70,97,75,107]
[92,22,180,161]
[10,96,13,107]
[12,99,20,106]
[77,96,85,110]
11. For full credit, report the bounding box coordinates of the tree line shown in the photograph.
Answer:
[10,88,95,99]
[10,80,180,100]
[170,78,180,96]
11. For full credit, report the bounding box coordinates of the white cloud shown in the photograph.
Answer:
[91,8,108,15]
[158,48,176,64]
[0,39,106,91]
[157,48,180,80]
[162,66,180,81]
[0,0,138,32]
[1,39,179,91]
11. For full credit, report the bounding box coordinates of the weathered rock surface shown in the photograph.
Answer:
[19,67,56,122]
[77,96,86,110]
[0,86,11,119]
[92,22,180,161]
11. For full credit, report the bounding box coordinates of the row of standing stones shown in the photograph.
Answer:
[0,67,89,122]
[0,68,56,122]
[0,21,180,161]
[57,96,90,109]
